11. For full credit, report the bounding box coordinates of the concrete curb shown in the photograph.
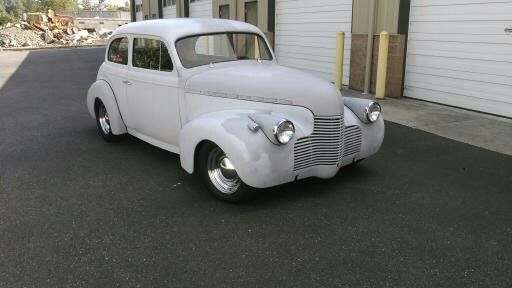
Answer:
[0,44,107,52]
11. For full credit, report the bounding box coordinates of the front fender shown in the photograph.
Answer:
[179,110,303,188]
[86,80,127,135]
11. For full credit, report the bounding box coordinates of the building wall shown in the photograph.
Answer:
[352,0,400,34]
[404,0,512,117]
[141,0,160,19]
[274,0,352,84]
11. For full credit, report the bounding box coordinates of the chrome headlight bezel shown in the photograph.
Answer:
[273,120,295,144]
[365,102,381,123]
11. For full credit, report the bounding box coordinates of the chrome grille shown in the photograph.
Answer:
[343,126,362,158]
[293,116,343,171]
[293,118,363,171]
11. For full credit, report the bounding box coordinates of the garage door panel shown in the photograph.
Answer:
[409,21,510,35]
[278,10,351,20]
[275,0,351,84]
[163,6,176,18]
[275,44,351,59]
[406,55,512,77]
[406,73,511,104]
[406,65,511,86]
[411,2,512,20]
[407,41,512,62]
[404,86,512,117]
[405,0,512,117]
[277,0,351,10]
[408,32,512,45]
[189,0,212,18]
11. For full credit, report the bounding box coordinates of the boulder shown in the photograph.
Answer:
[22,40,32,47]
[44,30,54,44]
[73,30,90,42]
[95,26,112,39]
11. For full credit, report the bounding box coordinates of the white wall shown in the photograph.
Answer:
[405,0,512,117]
[274,0,352,85]
[190,0,213,18]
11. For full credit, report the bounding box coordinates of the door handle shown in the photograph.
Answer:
[123,80,132,85]
[505,26,512,34]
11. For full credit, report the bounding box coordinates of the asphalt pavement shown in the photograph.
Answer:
[1,48,511,287]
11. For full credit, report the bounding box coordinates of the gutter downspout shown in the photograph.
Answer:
[158,0,163,18]
[130,0,136,22]
[363,0,376,94]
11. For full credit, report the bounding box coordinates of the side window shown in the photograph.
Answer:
[108,37,128,65]
[132,38,174,72]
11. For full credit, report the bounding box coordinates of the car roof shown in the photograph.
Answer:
[112,18,263,43]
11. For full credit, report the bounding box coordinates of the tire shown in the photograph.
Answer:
[197,142,253,202]
[95,100,121,142]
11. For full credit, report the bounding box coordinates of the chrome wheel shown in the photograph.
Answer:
[98,104,111,135]
[207,147,241,194]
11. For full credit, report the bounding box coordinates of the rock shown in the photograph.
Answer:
[66,28,74,35]
[14,23,21,29]
[95,26,112,39]
[72,27,79,34]
[22,40,32,47]
[73,30,89,42]
[10,39,19,47]
[44,30,54,44]
[6,22,13,28]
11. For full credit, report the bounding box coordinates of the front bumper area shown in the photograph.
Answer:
[238,107,384,188]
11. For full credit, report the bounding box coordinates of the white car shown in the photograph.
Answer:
[87,19,385,202]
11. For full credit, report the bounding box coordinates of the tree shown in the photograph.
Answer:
[2,0,25,16]
[80,0,93,10]
[37,0,78,11]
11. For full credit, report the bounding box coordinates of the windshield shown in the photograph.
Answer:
[175,32,273,68]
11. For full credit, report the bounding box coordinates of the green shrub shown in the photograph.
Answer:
[0,13,14,26]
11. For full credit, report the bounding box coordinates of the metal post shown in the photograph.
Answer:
[335,32,345,90]
[363,0,376,94]
[376,31,389,99]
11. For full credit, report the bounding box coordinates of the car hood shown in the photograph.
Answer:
[184,62,344,116]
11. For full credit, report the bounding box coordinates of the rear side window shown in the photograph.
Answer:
[108,37,128,65]
[132,38,174,72]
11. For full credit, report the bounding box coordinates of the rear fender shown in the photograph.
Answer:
[86,79,127,135]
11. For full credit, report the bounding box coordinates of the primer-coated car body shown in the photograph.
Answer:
[87,19,384,189]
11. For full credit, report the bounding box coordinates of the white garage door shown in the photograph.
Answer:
[163,5,177,19]
[405,0,512,117]
[189,0,212,18]
[275,0,352,85]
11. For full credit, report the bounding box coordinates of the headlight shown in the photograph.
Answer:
[273,120,295,144]
[365,102,381,123]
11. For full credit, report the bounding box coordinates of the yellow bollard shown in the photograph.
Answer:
[255,35,261,59]
[376,31,389,99]
[204,36,210,55]
[335,32,345,90]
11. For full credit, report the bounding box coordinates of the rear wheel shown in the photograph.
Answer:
[95,100,121,142]
[197,142,253,202]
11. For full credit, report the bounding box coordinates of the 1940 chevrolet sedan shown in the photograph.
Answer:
[87,19,384,202]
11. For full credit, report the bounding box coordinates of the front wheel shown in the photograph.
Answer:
[197,142,253,202]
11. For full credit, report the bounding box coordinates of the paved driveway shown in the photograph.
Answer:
[1,48,511,287]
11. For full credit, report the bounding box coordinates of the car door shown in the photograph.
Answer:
[126,36,181,150]
[102,36,130,126]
